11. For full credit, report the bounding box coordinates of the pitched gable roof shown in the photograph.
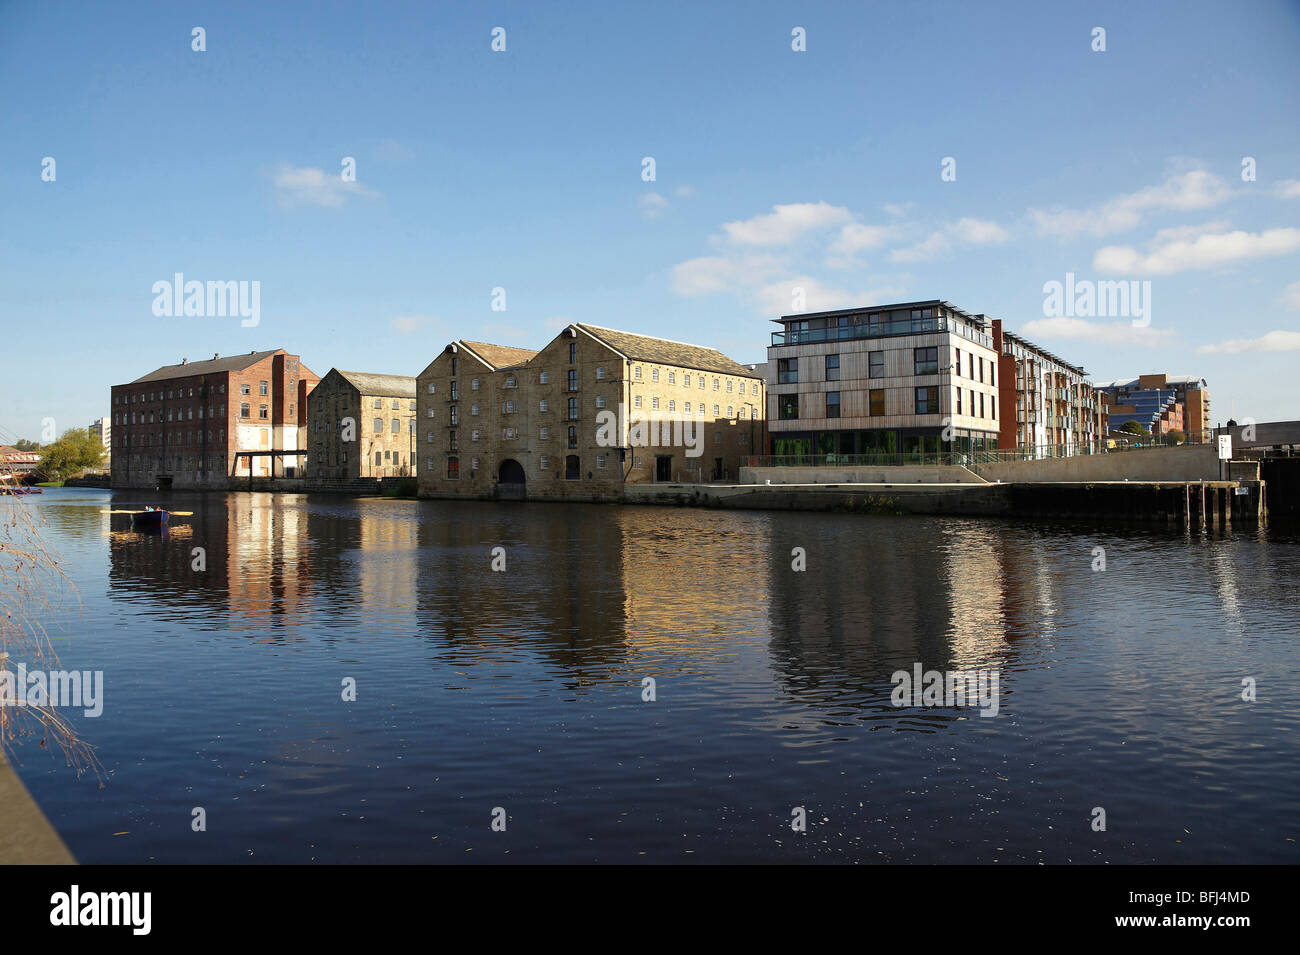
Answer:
[130,349,286,384]
[458,341,539,370]
[332,369,416,397]
[575,324,759,378]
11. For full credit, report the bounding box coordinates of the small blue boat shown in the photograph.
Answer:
[130,508,169,528]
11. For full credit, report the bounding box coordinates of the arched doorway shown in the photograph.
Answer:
[498,458,526,500]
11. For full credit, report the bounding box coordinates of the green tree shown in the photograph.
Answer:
[13,438,40,451]
[1119,420,1150,436]
[36,428,106,481]
[1165,429,1186,444]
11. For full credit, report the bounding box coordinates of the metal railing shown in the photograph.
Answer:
[771,316,992,349]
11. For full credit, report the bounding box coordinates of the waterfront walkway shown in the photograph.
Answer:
[0,754,75,863]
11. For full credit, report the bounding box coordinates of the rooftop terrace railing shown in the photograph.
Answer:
[771,316,992,349]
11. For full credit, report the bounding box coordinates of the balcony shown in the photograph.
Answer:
[771,315,992,349]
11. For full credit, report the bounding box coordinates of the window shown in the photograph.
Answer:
[471,457,479,471]
[650,368,660,383]
[597,454,606,469]
[669,400,676,412]
[565,455,579,480]
[505,375,516,388]
[826,355,840,381]
[978,357,984,383]
[979,393,985,418]
[826,392,841,418]
[635,366,642,378]
[428,382,436,394]
[567,397,578,420]
[916,386,939,415]
[472,429,480,441]
[567,426,577,449]
[567,369,577,392]
[698,377,704,390]
[652,397,660,410]
[596,395,606,408]
[450,382,458,400]
[447,457,460,479]
[991,396,996,419]
[374,418,383,432]
[374,398,382,409]
[259,381,268,396]
[726,405,733,417]
[779,395,799,420]
[914,347,939,375]
[685,402,692,414]
[259,405,268,419]
[375,451,382,466]
[471,404,479,416]
[391,399,399,409]
[634,395,643,408]
[540,399,549,412]
[409,400,416,411]
[956,390,962,415]
[569,342,577,364]
[427,407,435,418]
[668,372,675,384]
[712,404,719,416]
[540,455,550,470]
[427,431,435,444]
[450,357,458,376]
[713,378,720,391]
[450,407,459,425]
[870,389,885,416]
[969,354,975,378]
[391,418,400,433]
[540,372,549,384]
[596,367,605,380]
[726,380,733,392]
[683,374,691,388]
[955,349,962,377]
[540,427,549,440]
[240,384,250,395]
[777,358,798,384]
[472,378,479,390]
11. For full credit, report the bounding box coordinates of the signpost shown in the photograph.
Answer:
[1218,433,1232,482]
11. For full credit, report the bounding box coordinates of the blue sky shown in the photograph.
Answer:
[2,0,1298,441]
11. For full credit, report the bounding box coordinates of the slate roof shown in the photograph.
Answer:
[332,370,417,397]
[458,341,539,370]
[575,324,760,378]
[129,349,316,383]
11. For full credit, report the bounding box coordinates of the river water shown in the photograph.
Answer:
[5,488,1298,863]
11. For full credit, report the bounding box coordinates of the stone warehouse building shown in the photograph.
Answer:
[110,349,319,489]
[416,325,765,501]
[993,322,1108,456]
[766,300,1001,458]
[306,369,418,480]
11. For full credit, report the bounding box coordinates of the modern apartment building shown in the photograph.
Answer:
[110,348,319,488]
[766,300,1000,457]
[416,324,765,501]
[1094,374,1211,438]
[993,321,1107,455]
[305,369,418,480]
[89,417,111,449]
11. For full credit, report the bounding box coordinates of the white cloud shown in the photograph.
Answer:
[272,163,379,208]
[890,231,949,263]
[1282,281,1300,311]
[1275,179,1300,200]
[1198,330,1300,354]
[882,202,913,218]
[1094,227,1300,275]
[720,201,853,246]
[639,192,670,219]
[671,254,787,296]
[754,277,905,316]
[1029,169,1233,238]
[1020,317,1176,346]
[674,185,695,198]
[829,223,897,256]
[949,217,1011,244]
[390,315,439,334]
